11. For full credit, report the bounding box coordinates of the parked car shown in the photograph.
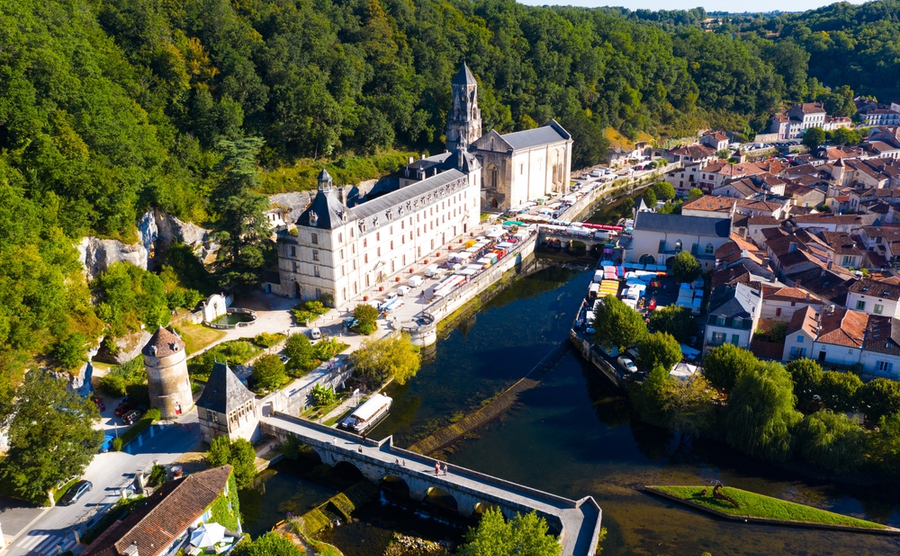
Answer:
[99,434,114,453]
[122,409,144,425]
[58,480,92,506]
[92,397,106,411]
[114,398,137,417]
[617,357,638,374]
[343,317,358,329]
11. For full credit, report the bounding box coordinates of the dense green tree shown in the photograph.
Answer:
[786,358,824,411]
[234,532,303,556]
[651,181,676,201]
[252,354,287,391]
[93,263,173,338]
[206,437,257,488]
[686,188,704,202]
[631,365,715,435]
[703,344,760,393]
[1,372,102,503]
[211,138,272,293]
[353,304,380,336]
[818,370,863,413]
[829,127,862,146]
[284,333,315,373]
[726,362,802,462]
[349,332,420,385]
[648,305,697,343]
[670,251,701,283]
[642,188,657,207]
[795,410,866,473]
[458,507,560,556]
[637,332,682,371]
[592,295,648,351]
[869,413,900,477]
[802,127,825,149]
[858,378,900,422]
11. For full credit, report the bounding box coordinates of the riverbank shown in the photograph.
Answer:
[645,486,898,535]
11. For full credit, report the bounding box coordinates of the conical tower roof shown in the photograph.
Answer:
[317,168,333,185]
[142,327,185,358]
[452,61,477,85]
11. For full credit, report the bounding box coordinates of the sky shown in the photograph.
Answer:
[517,0,870,14]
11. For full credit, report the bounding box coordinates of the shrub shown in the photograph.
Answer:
[112,437,124,452]
[310,384,337,406]
[148,464,167,487]
[252,354,287,391]
[670,251,701,283]
[98,374,128,397]
[253,332,283,348]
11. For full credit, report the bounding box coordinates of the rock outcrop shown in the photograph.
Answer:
[94,329,153,365]
[79,210,216,281]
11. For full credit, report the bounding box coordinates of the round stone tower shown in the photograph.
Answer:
[143,327,192,419]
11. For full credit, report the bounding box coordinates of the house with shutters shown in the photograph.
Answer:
[703,283,763,354]
[624,212,732,271]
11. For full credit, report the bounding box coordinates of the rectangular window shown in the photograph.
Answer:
[878,361,894,372]
[292,262,297,273]
[843,255,853,266]
[364,254,368,263]
[712,332,726,345]
[731,334,741,345]
[290,246,296,257]
[875,304,884,315]
[377,247,381,256]
[363,238,367,248]
[311,233,318,245]
[365,275,370,287]
[338,233,342,243]
[377,232,381,241]
[856,300,866,311]
[312,250,319,261]
[775,307,782,317]
[313,266,320,278]
[790,346,806,358]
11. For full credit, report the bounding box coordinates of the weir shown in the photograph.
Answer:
[260,413,603,556]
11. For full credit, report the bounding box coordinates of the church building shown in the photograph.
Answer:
[442,62,573,212]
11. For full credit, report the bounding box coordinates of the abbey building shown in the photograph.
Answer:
[272,62,571,304]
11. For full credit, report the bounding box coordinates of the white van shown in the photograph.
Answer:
[408,275,424,288]
[423,264,440,278]
[397,285,411,296]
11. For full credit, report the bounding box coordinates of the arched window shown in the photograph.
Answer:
[705,243,714,255]
[674,240,683,252]
[489,165,499,189]
[491,198,499,209]
[639,254,655,265]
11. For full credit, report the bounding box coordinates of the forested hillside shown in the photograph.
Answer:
[1,0,899,413]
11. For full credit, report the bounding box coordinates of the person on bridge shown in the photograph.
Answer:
[442,463,449,476]
[435,462,440,475]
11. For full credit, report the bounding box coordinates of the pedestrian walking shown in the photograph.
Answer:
[402,459,406,467]
[332,437,338,446]
[358,446,363,453]
[395,458,401,465]
[435,462,440,475]
[442,463,449,476]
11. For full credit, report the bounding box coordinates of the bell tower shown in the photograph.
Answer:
[446,61,482,152]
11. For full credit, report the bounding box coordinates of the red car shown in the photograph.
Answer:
[91,397,105,411]
[114,398,137,417]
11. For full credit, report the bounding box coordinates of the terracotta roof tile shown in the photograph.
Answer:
[142,328,185,358]
[818,309,868,348]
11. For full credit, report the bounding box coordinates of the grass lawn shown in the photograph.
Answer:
[650,486,887,530]
[180,323,226,355]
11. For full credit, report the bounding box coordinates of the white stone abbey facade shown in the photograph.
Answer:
[273,62,572,303]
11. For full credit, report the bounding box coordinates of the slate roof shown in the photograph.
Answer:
[351,169,466,220]
[846,278,900,301]
[296,181,349,230]
[452,61,477,85]
[709,283,761,319]
[863,316,900,355]
[141,328,185,358]
[499,120,571,150]
[196,362,255,414]
[82,466,232,556]
[633,212,731,238]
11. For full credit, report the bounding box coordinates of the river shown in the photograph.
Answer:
[249,263,900,556]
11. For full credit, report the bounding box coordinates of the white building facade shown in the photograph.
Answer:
[277,161,481,305]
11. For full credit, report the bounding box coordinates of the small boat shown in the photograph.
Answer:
[339,394,392,434]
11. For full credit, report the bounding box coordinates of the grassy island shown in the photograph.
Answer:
[647,485,893,532]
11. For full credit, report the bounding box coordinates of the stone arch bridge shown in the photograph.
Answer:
[260,413,602,556]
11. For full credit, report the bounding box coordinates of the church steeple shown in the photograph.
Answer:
[446,61,482,152]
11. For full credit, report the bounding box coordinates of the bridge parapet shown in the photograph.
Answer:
[261,412,602,556]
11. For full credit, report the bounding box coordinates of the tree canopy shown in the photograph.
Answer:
[349,332,420,385]
[1,372,103,503]
[206,437,258,488]
[648,305,696,343]
[670,251,701,283]
[458,508,560,556]
[637,332,682,371]
[593,295,647,351]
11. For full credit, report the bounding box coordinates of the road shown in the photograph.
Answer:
[1,411,201,556]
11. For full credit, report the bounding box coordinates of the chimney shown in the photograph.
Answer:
[789,242,798,253]
[408,156,414,165]
[806,293,810,302]
[827,260,833,270]
[124,543,139,556]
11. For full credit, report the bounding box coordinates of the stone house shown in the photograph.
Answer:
[624,212,732,270]
[197,362,259,443]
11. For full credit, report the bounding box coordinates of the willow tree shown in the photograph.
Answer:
[726,362,802,462]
